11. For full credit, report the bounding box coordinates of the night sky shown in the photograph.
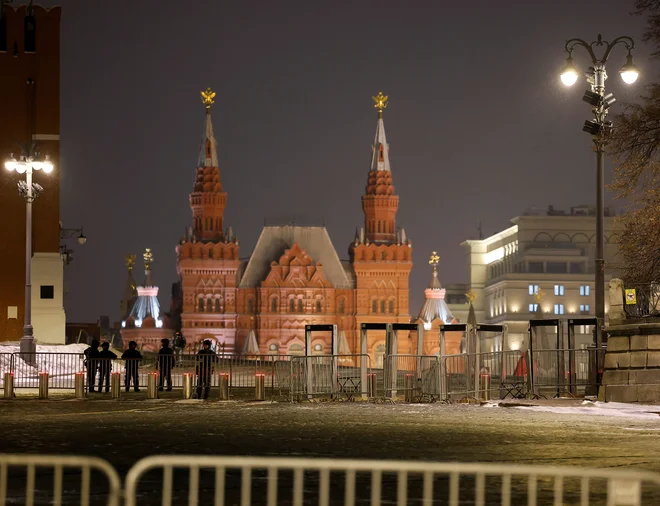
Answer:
[41,0,651,323]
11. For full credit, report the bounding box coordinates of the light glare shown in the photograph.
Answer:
[561,71,578,86]
[620,70,639,84]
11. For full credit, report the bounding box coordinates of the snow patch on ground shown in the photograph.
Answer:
[513,400,660,420]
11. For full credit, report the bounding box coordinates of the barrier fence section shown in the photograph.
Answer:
[290,354,371,401]
[3,353,85,389]
[531,349,591,397]
[384,355,442,401]
[441,350,526,401]
[124,454,660,506]
[0,453,122,506]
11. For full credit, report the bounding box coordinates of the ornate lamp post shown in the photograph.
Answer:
[4,143,54,355]
[559,35,640,352]
[59,225,87,266]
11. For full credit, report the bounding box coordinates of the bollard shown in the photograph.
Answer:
[38,372,49,399]
[367,373,377,398]
[3,372,14,399]
[404,374,414,402]
[147,372,158,399]
[219,373,229,401]
[479,374,491,401]
[111,372,121,399]
[183,373,193,399]
[255,373,265,401]
[74,372,85,398]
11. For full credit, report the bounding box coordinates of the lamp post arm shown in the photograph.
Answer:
[565,35,635,65]
[60,227,83,240]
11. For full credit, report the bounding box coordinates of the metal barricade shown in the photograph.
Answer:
[531,349,591,398]
[384,355,442,401]
[290,354,371,401]
[0,453,122,506]
[11,352,85,390]
[124,454,660,506]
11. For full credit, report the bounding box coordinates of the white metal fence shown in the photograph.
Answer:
[123,454,660,506]
[0,453,122,506]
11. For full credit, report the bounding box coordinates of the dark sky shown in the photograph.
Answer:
[43,0,651,323]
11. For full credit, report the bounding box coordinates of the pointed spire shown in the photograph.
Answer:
[418,251,453,324]
[370,92,391,172]
[143,248,154,286]
[198,88,219,168]
[121,254,137,318]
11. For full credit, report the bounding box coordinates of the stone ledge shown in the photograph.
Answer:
[631,335,648,350]
[629,370,660,384]
[602,370,629,385]
[604,384,638,403]
[606,322,660,337]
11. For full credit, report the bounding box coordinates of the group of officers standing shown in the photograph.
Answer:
[83,338,218,399]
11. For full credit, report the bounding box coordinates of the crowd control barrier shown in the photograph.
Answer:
[124,454,660,506]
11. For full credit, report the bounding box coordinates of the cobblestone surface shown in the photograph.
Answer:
[1,398,660,504]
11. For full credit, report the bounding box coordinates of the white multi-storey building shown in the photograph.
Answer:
[447,206,621,350]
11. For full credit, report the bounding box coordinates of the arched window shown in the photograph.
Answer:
[338,298,345,314]
[198,298,204,312]
[209,249,213,259]
[289,298,295,312]
[289,343,304,356]
[388,299,394,313]
[316,299,322,312]
[207,298,213,312]
[377,221,381,233]
[381,251,386,260]
[271,297,278,312]
[297,299,304,312]
[372,300,378,313]
[215,298,221,313]
[380,300,385,314]
[247,298,254,313]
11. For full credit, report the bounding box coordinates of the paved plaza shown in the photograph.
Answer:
[2,398,660,504]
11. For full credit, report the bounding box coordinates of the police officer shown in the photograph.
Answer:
[84,340,100,392]
[157,338,175,391]
[98,342,118,393]
[121,341,142,392]
[196,340,216,399]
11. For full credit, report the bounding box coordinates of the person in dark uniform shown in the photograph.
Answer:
[121,341,142,392]
[157,338,175,391]
[196,340,217,399]
[98,342,117,393]
[84,340,100,392]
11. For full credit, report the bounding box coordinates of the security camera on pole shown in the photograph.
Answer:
[559,34,640,388]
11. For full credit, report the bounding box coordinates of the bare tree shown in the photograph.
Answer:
[607,1,660,283]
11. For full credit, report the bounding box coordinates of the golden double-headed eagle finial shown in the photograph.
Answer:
[201,88,216,109]
[372,91,388,117]
[126,254,136,272]
[429,251,440,271]
[465,290,477,304]
[143,248,153,270]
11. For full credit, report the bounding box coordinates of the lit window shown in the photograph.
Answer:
[528,284,539,295]
[554,304,564,315]
[554,285,564,296]
[580,304,591,312]
[528,303,538,312]
[580,285,591,296]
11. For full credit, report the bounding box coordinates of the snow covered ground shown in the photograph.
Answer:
[0,342,89,387]
[500,399,660,420]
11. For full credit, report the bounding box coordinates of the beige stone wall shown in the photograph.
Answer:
[600,324,660,403]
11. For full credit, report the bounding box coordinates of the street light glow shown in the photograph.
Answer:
[560,57,579,86]
[620,55,640,84]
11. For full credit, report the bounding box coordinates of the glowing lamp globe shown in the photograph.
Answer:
[619,55,640,84]
[560,57,579,86]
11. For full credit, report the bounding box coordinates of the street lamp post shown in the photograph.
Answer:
[559,35,640,353]
[59,226,87,266]
[5,143,54,356]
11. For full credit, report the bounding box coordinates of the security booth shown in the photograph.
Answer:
[567,317,599,396]
[303,324,337,399]
[527,319,563,398]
